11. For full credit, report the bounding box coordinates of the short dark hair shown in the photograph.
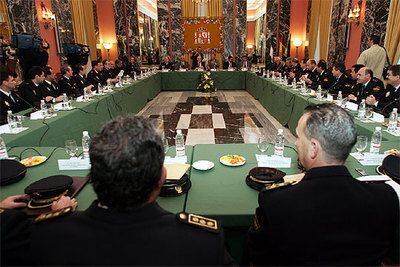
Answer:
[301,58,308,64]
[0,71,12,84]
[102,59,109,65]
[76,64,85,72]
[27,66,44,80]
[92,60,100,67]
[369,35,380,45]
[89,116,165,211]
[388,65,400,77]
[333,63,346,74]
[351,64,364,73]
[115,59,122,65]
[304,103,356,162]
[44,66,53,77]
[317,59,327,70]
[309,59,316,65]
[365,68,373,78]
[60,64,71,75]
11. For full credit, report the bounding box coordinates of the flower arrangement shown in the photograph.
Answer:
[197,71,216,93]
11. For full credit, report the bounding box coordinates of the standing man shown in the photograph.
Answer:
[246,103,399,266]
[27,116,234,266]
[357,35,388,80]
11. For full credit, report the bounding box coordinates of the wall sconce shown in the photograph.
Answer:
[102,42,113,59]
[348,1,361,25]
[292,39,303,58]
[41,1,56,29]
[246,44,254,50]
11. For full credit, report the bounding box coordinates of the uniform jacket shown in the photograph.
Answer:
[59,76,80,97]
[351,78,385,103]
[18,80,43,108]
[317,70,335,90]
[40,80,61,98]
[246,166,399,266]
[376,84,400,116]
[73,74,90,96]
[329,74,353,96]
[0,90,28,125]
[87,69,104,90]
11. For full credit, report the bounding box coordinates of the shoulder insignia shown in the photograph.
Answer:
[324,78,328,82]
[177,212,219,233]
[4,101,10,107]
[34,207,73,223]
[265,181,295,190]
[0,208,4,214]
[386,91,390,97]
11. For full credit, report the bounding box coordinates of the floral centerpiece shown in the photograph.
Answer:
[197,71,216,93]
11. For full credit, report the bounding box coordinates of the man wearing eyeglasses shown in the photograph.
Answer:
[347,67,384,103]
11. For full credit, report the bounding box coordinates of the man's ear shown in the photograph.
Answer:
[309,138,320,160]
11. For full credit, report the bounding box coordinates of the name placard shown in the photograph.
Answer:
[256,154,292,168]
[58,158,91,170]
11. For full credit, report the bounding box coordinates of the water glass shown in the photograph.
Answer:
[365,107,373,121]
[257,137,269,153]
[65,140,78,158]
[355,136,368,156]
[163,137,169,155]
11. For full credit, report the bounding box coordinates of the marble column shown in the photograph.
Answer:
[51,0,75,43]
[305,0,312,59]
[222,0,234,58]
[266,0,278,56]
[360,0,390,53]
[222,0,246,59]
[92,0,101,59]
[235,0,247,58]
[328,0,351,64]
[113,0,139,58]
[170,0,183,58]
[157,0,170,59]
[279,0,291,58]
[6,0,40,36]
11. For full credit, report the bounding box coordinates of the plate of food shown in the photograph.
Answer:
[20,156,47,167]
[219,155,246,167]
[382,121,400,127]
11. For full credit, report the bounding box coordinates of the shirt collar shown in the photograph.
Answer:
[32,80,40,87]
[45,80,52,85]
[0,88,10,97]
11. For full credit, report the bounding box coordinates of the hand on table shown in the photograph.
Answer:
[51,196,78,211]
[366,95,377,105]
[0,195,30,209]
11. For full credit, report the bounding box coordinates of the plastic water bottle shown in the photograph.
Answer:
[82,131,91,159]
[388,108,398,133]
[98,83,103,94]
[40,100,47,117]
[358,99,366,119]
[317,85,323,100]
[369,127,382,153]
[0,136,8,159]
[274,129,285,157]
[175,129,185,157]
[292,78,297,89]
[7,110,15,132]
[62,93,68,109]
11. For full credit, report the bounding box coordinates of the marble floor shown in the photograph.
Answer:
[138,91,296,146]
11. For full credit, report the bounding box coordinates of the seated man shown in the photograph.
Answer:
[330,63,353,96]
[125,56,141,78]
[223,56,237,70]
[58,65,81,97]
[102,60,118,84]
[240,55,251,70]
[28,116,234,266]
[18,66,46,108]
[175,55,189,70]
[0,71,29,124]
[246,103,399,266]
[159,55,174,71]
[73,64,94,96]
[40,66,63,102]
[87,60,104,91]
[366,64,400,116]
[315,59,334,90]
[301,59,319,87]
[348,67,384,103]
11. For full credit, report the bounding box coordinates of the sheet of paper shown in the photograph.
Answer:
[371,112,385,123]
[356,175,391,182]
[255,154,292,168]
[350,152,386,166]
[345,102,358,111]
[0,124,28,134]
[164,163,190,180]
[164,156,187,164]
[58,158,91,170]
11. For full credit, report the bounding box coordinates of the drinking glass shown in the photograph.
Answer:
[365,107,373,121]
[355,136,368,156]
[163,137,169,155]
[65,140,78,158]
[257,137,269,153]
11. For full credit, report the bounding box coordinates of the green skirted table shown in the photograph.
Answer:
[160,71,246,90]
[0,145,193,213]
[2,74,161,148]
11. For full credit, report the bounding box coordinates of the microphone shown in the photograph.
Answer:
[13,92,37,113]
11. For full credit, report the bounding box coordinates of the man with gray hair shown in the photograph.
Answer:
[246,103,399,266]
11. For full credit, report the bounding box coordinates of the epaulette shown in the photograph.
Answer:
[176,212,219,233]
[265,181,296,190]
[34,207,73,223]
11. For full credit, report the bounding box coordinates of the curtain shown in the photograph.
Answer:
[385,0,400,64]
[207,0,222,17]
[308,0,322,59]
[182,0,198,18]
[71,0,98,60]
[0,0,11,40]
[318,0,333,60]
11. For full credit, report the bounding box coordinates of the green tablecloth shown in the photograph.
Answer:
[245,72,400,142]
[185,142,398,227]
[2,75,161,147]
[0,145,193,213]
[160,71,246,90]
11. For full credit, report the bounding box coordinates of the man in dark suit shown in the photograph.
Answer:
[18,66,46,108]
[222,56,237,70]
[59,65,81,97]
[246,103,399,266]
[348,67,384,103]
[102,60,118,84]
[27,116,234,266]
[40,66,63,102]
[294,58,308,81]
[366,64,400,116]
[301,59,319,87]
[73,64,94,96]
[315,59,334,90]
[0,71,28,124]
[159,55,174,71]
[87,60,104,91]
[330,63,353,96]
[125,56,141,78]
[190,47,203,69]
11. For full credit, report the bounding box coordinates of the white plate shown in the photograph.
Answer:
[192,160,214,171]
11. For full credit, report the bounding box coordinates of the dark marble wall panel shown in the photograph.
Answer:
[6,0,40,36]
[236,0,246,57]
[266,0,278,56]
[223,0,234,58]
[328,0,350,64]
[52,0,75,43]
[170,0,183,58]
[279,0,291,57]
[157,0,170,59]
[305,0,312,59]
[113,0,139,58]
[360,0,390,52]
[92,0,101,59]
